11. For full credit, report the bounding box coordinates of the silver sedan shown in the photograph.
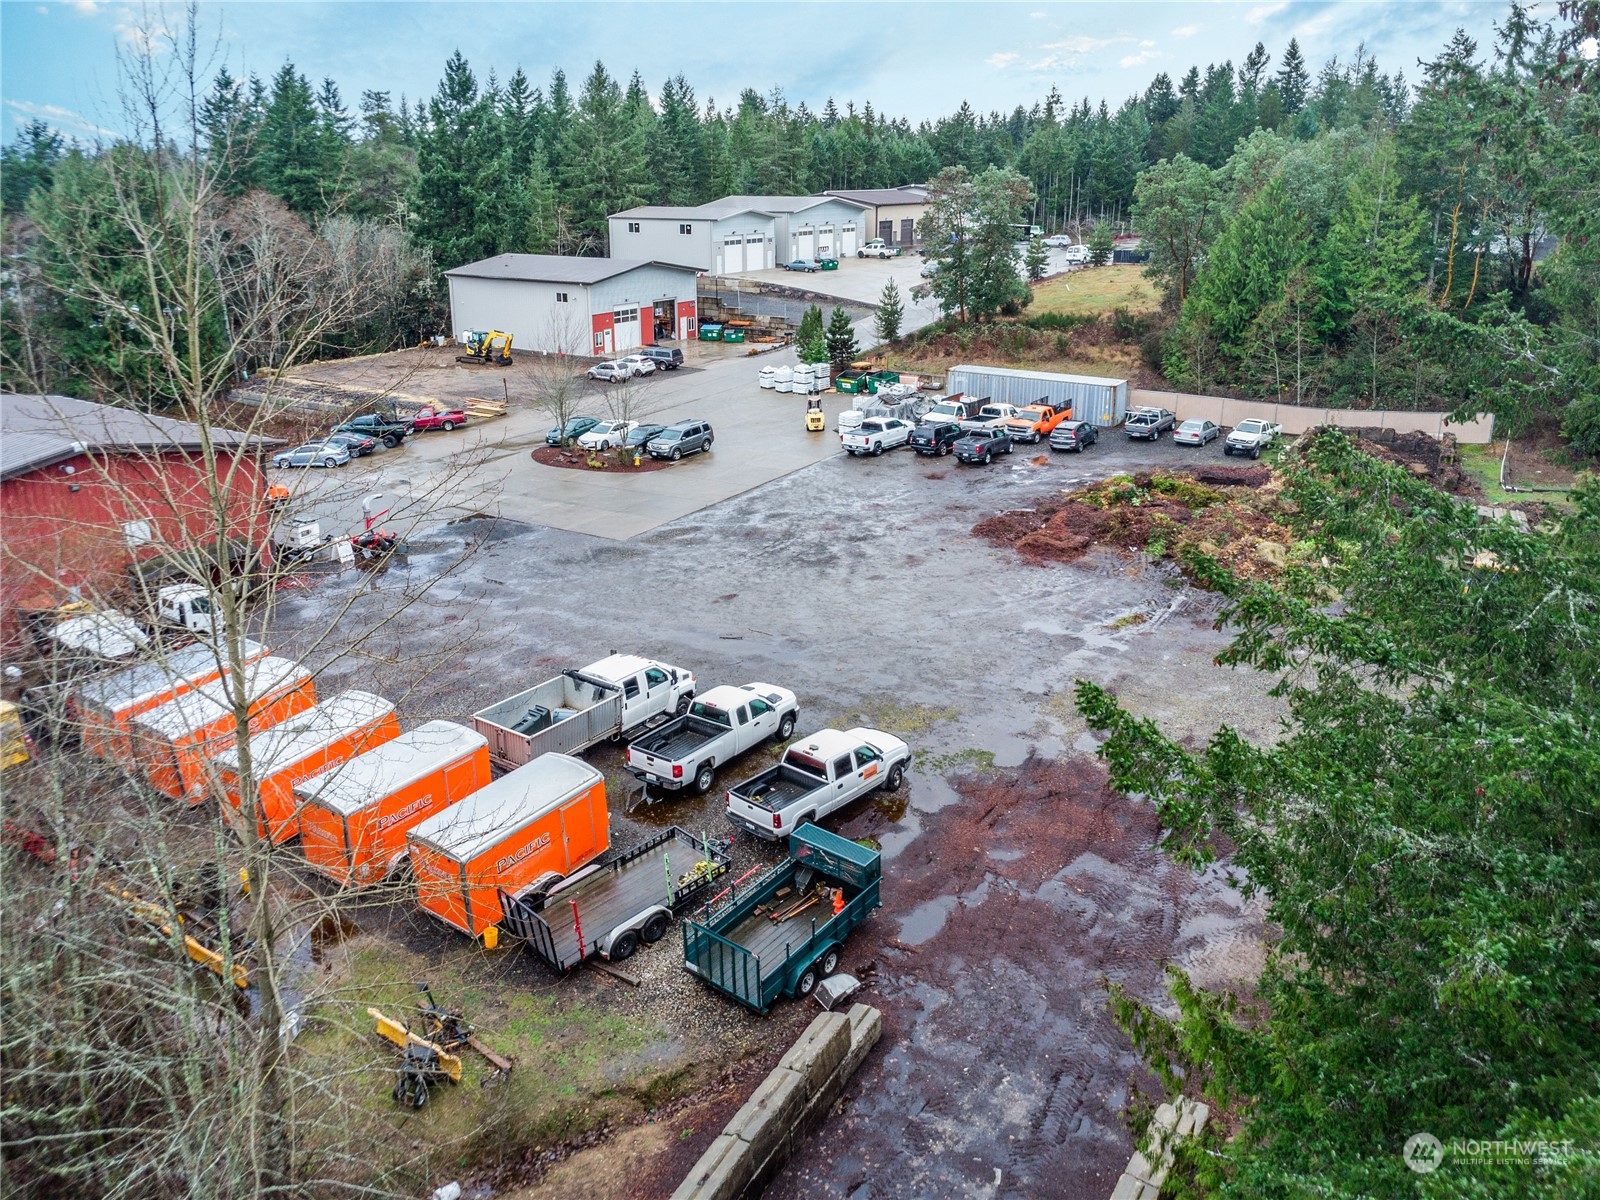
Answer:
[1173,419,1221,446]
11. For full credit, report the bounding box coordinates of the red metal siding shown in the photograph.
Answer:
[1,450,268,650]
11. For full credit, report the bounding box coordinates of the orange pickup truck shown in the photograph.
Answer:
[1003,403,1072,444]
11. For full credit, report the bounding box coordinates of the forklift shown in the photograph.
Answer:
[455,329,514,366]
[805,396,826,432]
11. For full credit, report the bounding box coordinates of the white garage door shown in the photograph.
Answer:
[721,238,743,274]
[746,233,766,270]
[840,224,858,256]
[613,306,641,351]
[818,225,835,257]
[793,227,816,261]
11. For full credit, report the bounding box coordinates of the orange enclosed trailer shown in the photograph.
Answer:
[70,640,269,760]
[129,656,316,804]
[407,753,609,936]
[297,721,491,887]
[211,690,400,843]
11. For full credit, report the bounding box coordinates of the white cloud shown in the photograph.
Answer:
[1030,10,1047,17]
[1041,34,1128,54]
[3,98,118,138]
[1141,39,1156,48]
[112,6,173,54]
[1121,49,1164,67]
[1294,11,1335,36]
[1581,35,1599,61]
[987,51,1021,68]
[1246,2,1288,23]
[1171,24,1199,38]
[65,0,100,12]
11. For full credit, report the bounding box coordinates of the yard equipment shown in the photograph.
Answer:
[369,982,512,1108]
[0,701,33,771]
[805,397,826,432]
[456,329,513,366]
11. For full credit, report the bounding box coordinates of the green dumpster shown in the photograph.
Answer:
[722,327,746,344]
[699,324,723,342]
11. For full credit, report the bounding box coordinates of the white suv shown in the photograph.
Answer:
[618,354,656,377]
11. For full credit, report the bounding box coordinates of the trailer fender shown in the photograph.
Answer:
[597,904,671,960]
[384,849,412,880]
[790,941,842,998]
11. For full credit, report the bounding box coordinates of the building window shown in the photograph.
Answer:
[594,332,605,349]
[627,222,640,233]
[555,292,568,303]
[679,223,693,235]
[122,520,152,549]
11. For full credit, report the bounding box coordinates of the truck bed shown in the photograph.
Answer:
[731,765,825,812]
[630,716,722,763]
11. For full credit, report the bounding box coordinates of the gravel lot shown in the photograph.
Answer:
[270,427,1279,1199]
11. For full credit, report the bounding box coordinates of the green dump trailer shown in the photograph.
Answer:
[681,825,880,1014]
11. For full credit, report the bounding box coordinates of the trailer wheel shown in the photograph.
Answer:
[641,913,669,943]
[795,966,821,998]
[610,931,639,961]
[821,948,840,976]
[694,763,716,795]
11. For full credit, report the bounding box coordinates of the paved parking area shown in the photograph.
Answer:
[268,344,856,541]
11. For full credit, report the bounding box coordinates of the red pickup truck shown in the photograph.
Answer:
[409,407,467,433]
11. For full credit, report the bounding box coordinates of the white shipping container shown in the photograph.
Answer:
[946,365,1128,428]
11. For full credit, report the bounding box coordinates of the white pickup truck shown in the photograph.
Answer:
[958,403,1020,432]
[725,727,910,841]
[626,683,799,795]
[1224,419,1281,458]
[857,239,901,259]
[841,417,915,457]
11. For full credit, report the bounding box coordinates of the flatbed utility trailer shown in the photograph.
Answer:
[499,827,730,969]
[681,825,881,1014]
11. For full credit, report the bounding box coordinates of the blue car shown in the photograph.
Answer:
[546,416,601,446]
[783,260,821,273]
[273,440,351,469]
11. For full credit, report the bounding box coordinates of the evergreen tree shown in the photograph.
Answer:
[557,62,650,253]
[1130,154,1218,303]
[199,69,261,194]
[825,305,859,370]
[1183,177,1307,360]
[656,75,701,205]
[919,165,1034,322]
[1024,236,1049,281]
[1277,38,1311,115]
[2,120,65,214]
[410,50,492,267]
[874,279,905,344]
[257,63,328,214]
[1087,220,1115,266]
[796,304,828,365]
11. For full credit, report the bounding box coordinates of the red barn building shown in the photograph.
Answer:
[1,393,274,652]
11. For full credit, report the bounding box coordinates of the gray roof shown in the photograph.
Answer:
[443,254,694,284]
[1,393,267,481]
[821,186,930,206]
[612,194,870,222]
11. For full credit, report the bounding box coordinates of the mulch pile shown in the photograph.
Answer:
[1350,428,1475,494]
[974,466,1294,584]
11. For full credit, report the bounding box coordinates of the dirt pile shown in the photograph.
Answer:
[1350,428,1475,494]
[975,468,1294,584]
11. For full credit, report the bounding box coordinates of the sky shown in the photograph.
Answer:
[1,0,1518,144]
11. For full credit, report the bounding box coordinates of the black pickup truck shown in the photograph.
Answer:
[332,413,410,449]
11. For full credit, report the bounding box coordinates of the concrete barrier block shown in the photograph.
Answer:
[669,1133,748,1200]
[1152,1102,1179,1130]
[1126,1150,1168,1188]
[1110,1173,1145,1200]
[777,1011,850,1098]
[840,1003,884,1077]
[1177,1100,1210,1139]
[725,1068,806,1168]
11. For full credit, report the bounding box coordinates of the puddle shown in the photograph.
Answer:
[898,895,958,946]
[875,790,909,822]
[876,807,923,863]
[987,848,1023,862]
[909,772,963,815]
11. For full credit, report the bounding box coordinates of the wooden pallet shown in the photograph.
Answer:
[464,399,509,420]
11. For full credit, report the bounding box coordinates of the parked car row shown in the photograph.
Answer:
[271,408,468,470]
[546,414,715,460]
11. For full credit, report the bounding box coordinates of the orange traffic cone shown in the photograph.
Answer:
[832,888,844,916]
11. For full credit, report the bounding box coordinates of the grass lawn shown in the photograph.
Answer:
[1030,265,1161,317]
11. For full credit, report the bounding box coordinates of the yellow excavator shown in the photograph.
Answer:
[456,329,513,366]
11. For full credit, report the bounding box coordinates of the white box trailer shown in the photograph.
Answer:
[946,365,1128,428]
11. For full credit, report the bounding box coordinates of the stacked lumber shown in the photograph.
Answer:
[463,399,509,421]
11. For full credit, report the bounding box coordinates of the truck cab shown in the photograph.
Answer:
[958,403,1019,432]
[156,585,217,635]
[580,654,695,734]
[1003,403,1070,443]
[725,727,910,840]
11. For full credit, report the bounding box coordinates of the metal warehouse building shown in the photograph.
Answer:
[609,195,873,274]
[946,365,1129,428]
[444,255,700,357]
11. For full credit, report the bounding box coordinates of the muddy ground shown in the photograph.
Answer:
[267,429,1280,1198]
